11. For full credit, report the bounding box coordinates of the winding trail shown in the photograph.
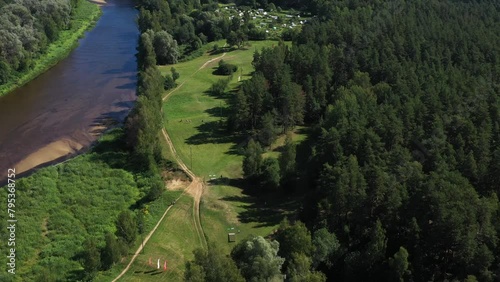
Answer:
[112,51,227,281]
[162,129,207,250]
[162,52,226,102]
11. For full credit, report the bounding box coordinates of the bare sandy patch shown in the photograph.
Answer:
[166,178,190,191]
[88,0,107,5]
[13,138,84,175]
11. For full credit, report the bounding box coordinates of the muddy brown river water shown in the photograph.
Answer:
[0,0,138,181]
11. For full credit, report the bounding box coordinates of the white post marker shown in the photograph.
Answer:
[157,259,160,269]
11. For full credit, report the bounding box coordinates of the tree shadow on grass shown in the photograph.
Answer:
[185,121,233,144]
[218,179,300,228]
[184,121,246,156]
[205,106,230,118]
[203,88,234,101]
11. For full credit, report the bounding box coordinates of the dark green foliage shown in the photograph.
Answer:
[258,112,278,147]
[0,0,93,87]
[100,232,121,270]
[153,30,179,65]
[259,157,280,191]
[81,238,101,280]
[171,67,180,81]
[185,245,245,282]
[215,59,237,75]
[388,247,410,282]
[312,228,339,267]
[146,175,164,201]
[0,59,10,84]
[278,1,500,280]
[275,220,314,263]
[125,59,163,170]
[279,134,296,184]
[286,253,326,282]
[137,31,157,71]
[231,236,285,281]
[226,30,247,49]
[242,139,263,180]
[209,77,230,97]
[116,210,137,246]
[230,43,304,134]
[164,74,176,90]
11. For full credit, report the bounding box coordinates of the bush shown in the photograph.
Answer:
[248,28,268,40]
[164,74,177,90]
[210,78,230,96]
[215,59,237,75]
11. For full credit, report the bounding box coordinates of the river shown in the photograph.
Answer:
[0,0,138,181]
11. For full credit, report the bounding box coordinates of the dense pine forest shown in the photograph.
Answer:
[138,0,500,281]
[1,0,498,280]
[257,0,500,280]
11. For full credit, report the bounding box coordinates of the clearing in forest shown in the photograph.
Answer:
[114,40,303,281]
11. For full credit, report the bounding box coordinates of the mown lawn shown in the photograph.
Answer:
[156,39,303,269]
[0,0,102,96]
[161,40,283,179]
[118,39,304,281]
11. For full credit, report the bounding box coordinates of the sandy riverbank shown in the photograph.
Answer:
[88,0,107,5]
[13,138,85,175]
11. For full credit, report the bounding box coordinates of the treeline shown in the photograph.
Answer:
[226,0,310,11]
[0,0,80,85]
[136,0,277,59]
[185,220,335,282]
[228,0,500,281]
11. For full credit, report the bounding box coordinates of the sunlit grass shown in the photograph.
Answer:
[0,0,102,97]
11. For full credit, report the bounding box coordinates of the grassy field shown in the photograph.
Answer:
[96,192,198,282]
[0,128,185,282]
[161,40,285,179]
[0,0,102,97]
[116,40,304,281]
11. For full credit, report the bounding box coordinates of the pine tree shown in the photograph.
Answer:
[116,210,137,245]
[242,139,263,180]
[101,232,121,270]
[81,238,101,279]
[279,134,297,184]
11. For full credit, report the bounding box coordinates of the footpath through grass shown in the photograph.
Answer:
[0,128,183,282]
[96,192,196,282]
[119,40,303,281]
[0,0,102,97]
[163,39,308,252]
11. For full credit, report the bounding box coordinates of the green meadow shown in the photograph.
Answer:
[115,40,305,281]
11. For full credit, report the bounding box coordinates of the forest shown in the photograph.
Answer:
[236,0,500,281]
[0,0,82,85]
[138,0,500,281]
[1,0,498,280]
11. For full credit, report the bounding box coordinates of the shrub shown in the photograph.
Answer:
[215,59,237,75]
[164,74,176,90]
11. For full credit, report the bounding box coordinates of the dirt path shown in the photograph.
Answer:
[162,52,226,101]
[162,128,207,249]
[111,192,184,282]
[112,51,222,281]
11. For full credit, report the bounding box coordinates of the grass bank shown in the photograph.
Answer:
[0,128,180,281]
[0,0,102,97]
